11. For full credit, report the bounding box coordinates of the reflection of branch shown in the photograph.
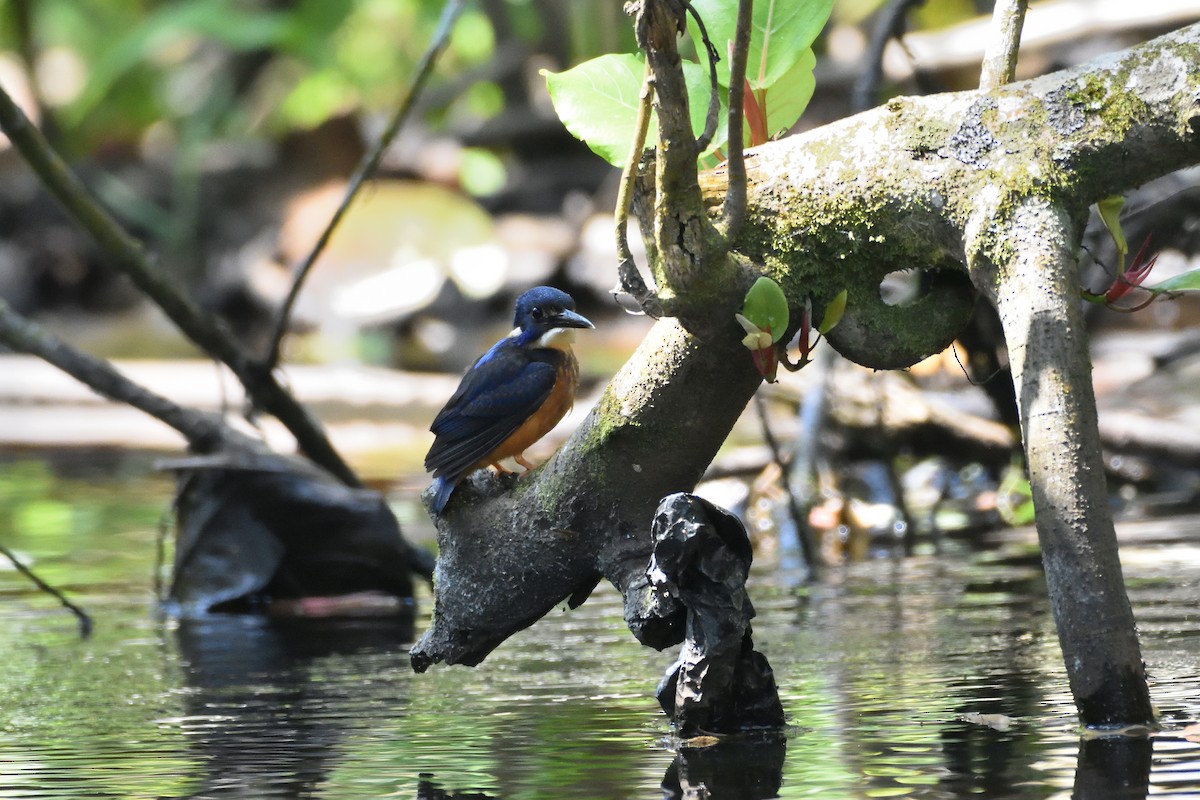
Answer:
[979,0,1028,89]
[0,542,92,637]
[720,0,752,238]
[0,83,358,486]
[261,0,468,373]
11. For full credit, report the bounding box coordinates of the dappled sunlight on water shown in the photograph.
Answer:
[1,459,1199,798]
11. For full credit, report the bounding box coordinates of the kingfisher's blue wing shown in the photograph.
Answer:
[425,345,558,479]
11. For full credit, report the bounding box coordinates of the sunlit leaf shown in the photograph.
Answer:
[544,55,725,166]
[817,288,847,334]
[1146,267,1200,294]
[740,276,790,343]
[758,48,817,138]
[1096,195,1127,258]
[544,54,645,166]
[689,0,833,89]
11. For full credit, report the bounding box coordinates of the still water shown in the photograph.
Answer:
[1,459,1198,799]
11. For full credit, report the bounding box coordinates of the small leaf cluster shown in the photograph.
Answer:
[1085,195,1200,310]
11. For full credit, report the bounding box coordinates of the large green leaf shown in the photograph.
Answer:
[689,0,833,90]
[544,55,724,167]
[544,54,646,166]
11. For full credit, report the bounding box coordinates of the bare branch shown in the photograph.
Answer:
[851,0,926,112]
[0,298,232,450]
[685,1,722,152]
[0,542,92,637]
[0,82,359,485]
[720,0,753,237]
[262,0,468,372]
[979,0,1028,89]
[965,196,1151,725]
[614,59,662,315]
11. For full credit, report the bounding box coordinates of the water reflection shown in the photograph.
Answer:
[661,736,786,799]
[169,614,414,799]
[417,774,497,799]
[1073,735,1153,800]
[3,464,1200,799]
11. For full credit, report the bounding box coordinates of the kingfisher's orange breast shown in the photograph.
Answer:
[476,350,580,468]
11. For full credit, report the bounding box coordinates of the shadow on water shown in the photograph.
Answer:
[169,613,414,799]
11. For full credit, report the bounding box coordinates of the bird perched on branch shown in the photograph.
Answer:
[425,286,594,513]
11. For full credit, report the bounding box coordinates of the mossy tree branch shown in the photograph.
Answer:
[414,23,1200,727]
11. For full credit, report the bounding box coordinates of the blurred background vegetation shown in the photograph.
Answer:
[2,0,1197,516]
[0,0,1012,360]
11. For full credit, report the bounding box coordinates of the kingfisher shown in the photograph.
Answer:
[424,286,594,513]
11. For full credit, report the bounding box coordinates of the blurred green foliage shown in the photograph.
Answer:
[0,0,633,157]
[0,0,989,158]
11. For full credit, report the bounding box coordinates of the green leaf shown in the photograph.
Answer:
[741,276,790,343]
[689,0,833,90]
[1096,195,1127,260]
[544,55,724,167]
[544,54,646,166]
[817,289,847,334]
[757,48,817,139]
[1146,268,1200,294]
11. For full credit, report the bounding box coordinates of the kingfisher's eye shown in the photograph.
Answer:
[530,307,544,321]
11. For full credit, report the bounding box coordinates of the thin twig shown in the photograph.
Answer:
[0,542,92,637]
[685,1,722,152]
[0,83,359,486]
[262,0,468,373]
[613,59,661,316]
[754,394,819,577]
[979,0,1028,90]
[720,0,753,238]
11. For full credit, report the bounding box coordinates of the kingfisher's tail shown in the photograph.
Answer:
[430,475,456,513]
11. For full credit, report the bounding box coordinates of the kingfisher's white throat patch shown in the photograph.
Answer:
[535,327,577,350]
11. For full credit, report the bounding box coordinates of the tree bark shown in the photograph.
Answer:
[967,198,1152,726]
[412,319,762,668]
